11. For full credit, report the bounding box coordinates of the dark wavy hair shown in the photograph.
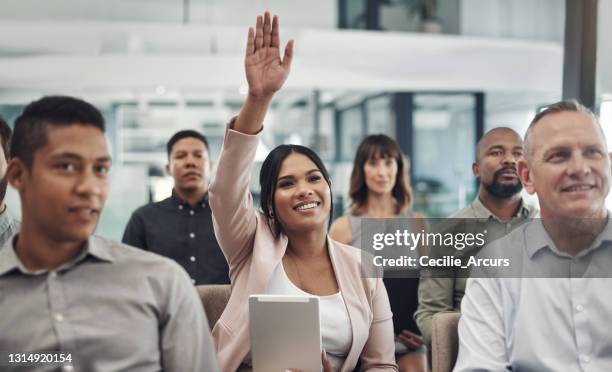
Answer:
[349,134,412,215]
[259,144,333,238]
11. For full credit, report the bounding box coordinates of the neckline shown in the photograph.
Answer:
[279,261,341,298]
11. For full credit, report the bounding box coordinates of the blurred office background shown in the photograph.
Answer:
[0,0,609,240]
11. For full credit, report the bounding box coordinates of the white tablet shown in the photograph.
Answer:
[249,294,322,372]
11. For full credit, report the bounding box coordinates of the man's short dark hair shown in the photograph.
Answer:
[0,115,12,160]
[11,96,105,168]
[166,130,209,159]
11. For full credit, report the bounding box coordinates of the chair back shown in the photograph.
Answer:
[431,311,461,372]
[196,284,231,329]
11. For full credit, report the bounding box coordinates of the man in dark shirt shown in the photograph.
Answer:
[122,130,229,285]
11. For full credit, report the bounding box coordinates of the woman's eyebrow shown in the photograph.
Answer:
[278,169,321,179]
[277,174,294,182]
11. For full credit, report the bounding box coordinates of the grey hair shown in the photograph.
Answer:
[523,99,603,159]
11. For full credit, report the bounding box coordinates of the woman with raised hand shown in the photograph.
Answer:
[209,11,398,372]
[330,135,427,372]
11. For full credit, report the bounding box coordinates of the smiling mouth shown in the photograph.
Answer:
[68,207,99,219]
[562,185,595,192]
[293,201,320,211]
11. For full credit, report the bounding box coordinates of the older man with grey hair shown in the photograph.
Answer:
[454,100,612,371]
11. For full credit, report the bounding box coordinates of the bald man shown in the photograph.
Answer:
[415,127,538,346]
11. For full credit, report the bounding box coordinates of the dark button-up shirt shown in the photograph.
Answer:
[122,191,229,285]
[0,235,219,372]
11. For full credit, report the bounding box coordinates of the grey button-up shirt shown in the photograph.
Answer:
[0,235,219,372]
[0,209,19,248]
[455,218,612,371]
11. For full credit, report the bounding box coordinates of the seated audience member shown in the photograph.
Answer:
[0,116,20,246]
[330,134,426,372]
[209,12,398,372]
[122,130,229,285]
[454,100,612,371]
[415,127,537,346]
[0,96,219,372]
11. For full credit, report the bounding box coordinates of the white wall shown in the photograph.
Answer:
[485,91,561,135]
[461,0,565,43]
[597,0,612,97]
[0,0,337,29]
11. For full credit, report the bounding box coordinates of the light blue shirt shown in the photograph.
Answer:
[454,219,612,372]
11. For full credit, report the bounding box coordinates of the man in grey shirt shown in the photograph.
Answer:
[0,115,20,246]
[0,96,219,372]
[455,100,612,371]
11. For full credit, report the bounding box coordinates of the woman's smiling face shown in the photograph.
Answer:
[273,152,331,235]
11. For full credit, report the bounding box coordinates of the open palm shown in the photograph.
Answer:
[245,12,293,97]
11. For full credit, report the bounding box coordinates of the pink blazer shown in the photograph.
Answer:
[209,126,399,372]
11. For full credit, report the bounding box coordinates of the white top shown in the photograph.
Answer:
[266,262,353,371]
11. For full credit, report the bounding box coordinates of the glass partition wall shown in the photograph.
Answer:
[1,88,548,239]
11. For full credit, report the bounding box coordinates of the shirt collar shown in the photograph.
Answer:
[470,197,534,222]
[170,189,209,209]
[0,235,114,277]
[87,236,116,263]
[525,216,612,259]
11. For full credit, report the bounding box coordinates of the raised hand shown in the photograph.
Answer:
[245,11,294,98]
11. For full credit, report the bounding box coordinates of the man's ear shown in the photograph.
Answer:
[472,161,479,178]
[165,163,171,176]
[7,158,27,191]
[518,159,535,195]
